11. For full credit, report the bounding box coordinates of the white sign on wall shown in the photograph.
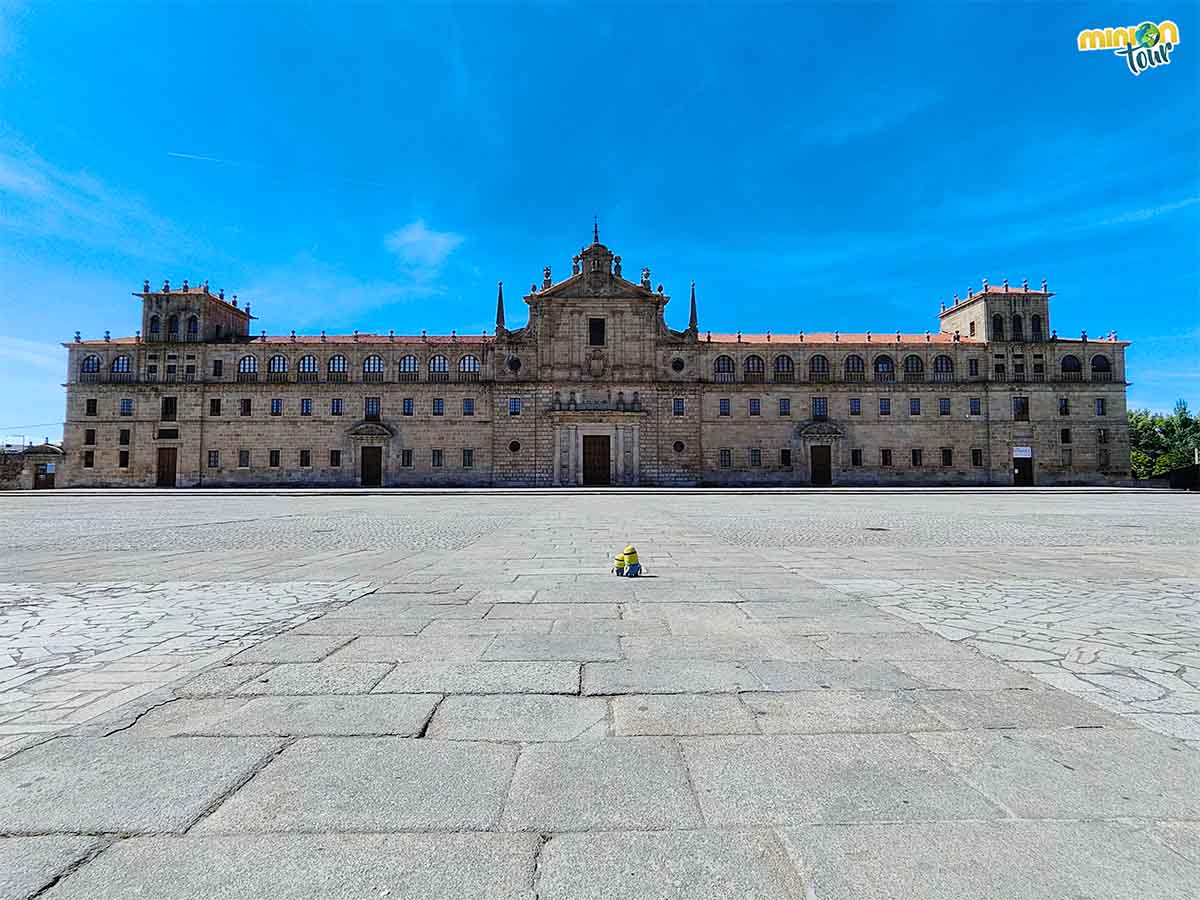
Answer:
[1013,447,1033,458]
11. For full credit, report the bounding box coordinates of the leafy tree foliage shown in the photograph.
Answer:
[1128,400,1199,479]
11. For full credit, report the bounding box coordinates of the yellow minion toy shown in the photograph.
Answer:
[622,545,641,577]
[611,549,626,576]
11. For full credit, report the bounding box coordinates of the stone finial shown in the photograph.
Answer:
[953,293,959,305]
[353,330,360,342]
[688,282,698,333]
[203,279,209,292]
[798,330,804,342]
[245,304,251,317]
[925,330,930,342]
[967,287,973,299]
[865,331,871,342]
[219,288,225,300]
[1003,278,1009,292]
[421,329,427,341]
[388,330,395,341]
[940,302,946,312]
[641,267,651,288]
[320,330,326,342]
[74,331,81,343]
[896,330,901,343]
[142,279,150,292]
[232,297,238,307]
[1051,329,1058,339]
[1111,331,1118,341]
[104,330,110,342]
[766,330,771,342]
[981,277,988,290]
[543,266,552,289]
[1022,278,1029,290]
[290,330,296,341]
[613,255,622,277]
[1081,330,1087,342]
[163,278,170,292]
[260,330,267,341]
[451,329,457,341]
[1042,279,1048,292]
[706,330,711,342]
[135,330,141,342]
[531,283,537,293]
[572,254,581,276]
[736,330,742,343]
[656,283,664,294]
[834,331,840,341]
[182,279,189,292]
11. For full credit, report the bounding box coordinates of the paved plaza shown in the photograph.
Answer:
[1,489,1198,898]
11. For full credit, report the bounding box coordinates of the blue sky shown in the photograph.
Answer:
[1,1,1197,443]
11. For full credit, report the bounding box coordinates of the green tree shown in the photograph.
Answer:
[1128,400,1198,478]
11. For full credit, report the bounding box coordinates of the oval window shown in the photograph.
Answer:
[507,356,522,373]
[671,358,685,372]
[673,441,685,453]
[508,440,521,453]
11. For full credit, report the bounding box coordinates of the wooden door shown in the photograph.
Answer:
[155,447,177,487]
[582,436,611,486]
[33,464,54,490]
[361,446,382,487]
[810,445,832,486]
[1013,456,1034,486]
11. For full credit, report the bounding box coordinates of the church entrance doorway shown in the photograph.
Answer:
[361,446,383,487]
[582,435,611,485]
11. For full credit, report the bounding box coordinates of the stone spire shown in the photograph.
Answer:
[593,217,600,244]
[495,281,506,333]
[688,281,698,333]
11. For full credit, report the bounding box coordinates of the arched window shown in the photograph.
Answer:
[267,354,289,382]
[428,354,449,382]
[992,314,1004,340]
[1031,314,1043,341]
[844,354,865,381]
[1061,355,1082,381]
[773,355,794,383]
[398,354,420,382]
[809,354,830,382]
[186,315,199,337]
[79,355,101,382]
[149,315,161,336]
[458,354,481,381]
[328,354,348,382]
[297,355,319,383]
[167,315,180,337]
[933,355,954,381]
[238,355,259,381]
[744,354,766,383]
[110,355,131,373]
[1012,315,1023,341]
[873,354,896,383]
[903,354,924,382]
[1091,355,1112,382]
[363,354,385,382]
[714,355,735,383]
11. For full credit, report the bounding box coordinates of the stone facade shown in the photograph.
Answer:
[59,235,1131,487]
[1,444,64,490]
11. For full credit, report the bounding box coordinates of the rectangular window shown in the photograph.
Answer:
[969,321,977,337]
[1099,448,1110,467]
[431,448,444,467]
[116,449,129,469]
[401,398,414,417]
[749,399,761,417]
[911,448,923,467]
[750,448,762,467]
[160,397,177,421]
[1060,428,1072,445]
[463,398,475,416]
[781,448,792,467]
[401,449,413,467]
[432,398,445,416]
[719,398,731,417]
[938,398,951,416]
[83,450,94,468]
[879,398,891,416]
[849,398,861,416]
[1095,398,1107,416]
[84,428,96,445]
[851,448,863,467]
[212,359,223,377]
[968,359,979,377]
[994,363,1006,379]
[240,398,252,417]
[813,397,828,420]
[588,317,606,346]
[208,450,219,468]
[1059,398,1070,415]
[1062,447,1073,466]
[119,428,130,446]
[673,398,685,416]
[971,448,984,467]
[1013,396,1030,421]
[238,449,250,468]
[719,448,732,468]
[909,398,921,416]
[269,449,280,468]
[120,398,133,416]
[509,398,522,416]
[166,365,177,380]
[209,398,221,417]
[185,364,196,380]
[331,398,344,416]
[969,397,982,416]
[146,365,158,381]
[1097,428,1110,444]
[462,448,474,468]
[270,398,283,417]
[299,449,311,468]
[880,449,893,467]
[366,397,382,421]
[778,398,791,417]
[941,448,953,467]
[300,399,313,417]
[330,449,342,467]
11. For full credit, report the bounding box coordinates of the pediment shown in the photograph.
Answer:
[795,420,845,440]
[347,421,395,438]
[532,273,661,301]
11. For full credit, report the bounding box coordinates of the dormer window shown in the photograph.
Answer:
[588,318,606,346]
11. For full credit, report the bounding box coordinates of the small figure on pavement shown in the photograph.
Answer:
[611,548,626,576]
[622,544,641,577]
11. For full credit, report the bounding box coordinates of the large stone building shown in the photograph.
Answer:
[59,233,1131,487]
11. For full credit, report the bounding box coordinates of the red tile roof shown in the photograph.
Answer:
[703,332,981,346]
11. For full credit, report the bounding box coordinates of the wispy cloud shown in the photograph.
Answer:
[1096,196,1200,227]
[167,150,392,189]
[384,219,465,271]
[0,335,64,369]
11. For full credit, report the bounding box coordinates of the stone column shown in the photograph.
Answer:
[553,426,561,486]
[632,425,640,484]
[616,426,625,483]
[576,427,584,486]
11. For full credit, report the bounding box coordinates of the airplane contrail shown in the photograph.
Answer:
[167,150,391,189]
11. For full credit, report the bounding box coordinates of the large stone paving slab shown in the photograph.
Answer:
[42,833,539,900]
[0,736,283,833]
[537,830,805,899]
[0,836,103,900]
[778,821,1200,899]
[582,660,761,694]
[233,662,394,695]
[373,660,581,694]
[199,738,517,832]
[427,694,608,741]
